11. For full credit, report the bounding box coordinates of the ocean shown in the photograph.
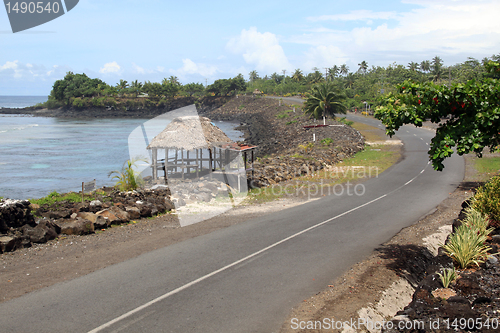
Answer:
[0,97,243,200]
[0,96,48,109]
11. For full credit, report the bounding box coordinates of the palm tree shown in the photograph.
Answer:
[169,76,180,85]
[328,65,339,80]
[340,64,349,76]
[408,62,419,72]
[307,70,324,84]
[117,79,128,93]
[358,61,368,74]
[431,56,443,81]
[130,80,143,97]
[420,60,431,73]
[249,70,259,82]
[304,82,347,120]
[271,72,281,84]
[345,73,356,88]
[292,69,304,82]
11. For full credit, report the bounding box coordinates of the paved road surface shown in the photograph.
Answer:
[0,112,464,332]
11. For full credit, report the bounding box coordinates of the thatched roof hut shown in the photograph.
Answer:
[147,116,235,181]
[147,116,231,150]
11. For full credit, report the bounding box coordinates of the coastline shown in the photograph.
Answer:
[0,96,231,119]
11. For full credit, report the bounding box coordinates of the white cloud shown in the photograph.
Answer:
[0,60,49,79]
[226,27,292,73]
[99,61,121,74]
[303,45,348,71]
[292,0,500,66]
[309,10,397,22]
[174,59,218,77]
[132,62,145,74]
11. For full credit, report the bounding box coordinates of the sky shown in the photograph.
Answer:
[0,0,499,95]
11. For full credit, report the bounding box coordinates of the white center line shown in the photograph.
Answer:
[88,165,430,333]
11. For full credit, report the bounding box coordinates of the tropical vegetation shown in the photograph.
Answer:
[35,54,500,117]
[108,159,145,191]
[375,59,500,170]
[303,82,346,120]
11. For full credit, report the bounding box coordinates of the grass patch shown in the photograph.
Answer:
[350,121,389,142]
[474,157,500,179]
[30,190,109,206]
[339,145,399,173]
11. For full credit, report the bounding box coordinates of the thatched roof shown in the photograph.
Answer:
[147,116,232,150]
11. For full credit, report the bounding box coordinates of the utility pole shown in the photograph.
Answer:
[282,69,286,84]
[324,68,328,81]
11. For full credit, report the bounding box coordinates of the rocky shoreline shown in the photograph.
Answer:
[0,96,364,252]
[0,188,174,253]
[0,96,231,118]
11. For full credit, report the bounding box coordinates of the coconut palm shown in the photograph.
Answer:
[292,68,304,82]
[340,64,349,76]
[408,62,419,72]
[358,61,368,74]
[345,73,356,88]
[130,80,143,97]
[431,56,444,81]
[271,72,281,84]
[304,82,347,120]
[249,70,259,82]
[420,60,431,73]
[169,76,180,86]
[307,70,324,84]
[328,65,339,80]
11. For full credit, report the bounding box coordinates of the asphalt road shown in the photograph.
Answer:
[0,114,464,333]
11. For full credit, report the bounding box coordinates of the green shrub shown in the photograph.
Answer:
[442,224,491,269]
[72,97,85,108]
[471,175,500,225]
[92,97,106,107]
[462,207,494,237]
[321,138,334,146]
[437,267,457,288]
[45,98,63,109]
[286,120,298,125]
[108,159,145,191]
[338,117,354,126]
[299,142,314,154]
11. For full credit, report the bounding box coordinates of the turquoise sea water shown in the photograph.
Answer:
[0,114,243,200]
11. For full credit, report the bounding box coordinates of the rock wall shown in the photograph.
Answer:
[0,199,35,233]
[0,188,175,254]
